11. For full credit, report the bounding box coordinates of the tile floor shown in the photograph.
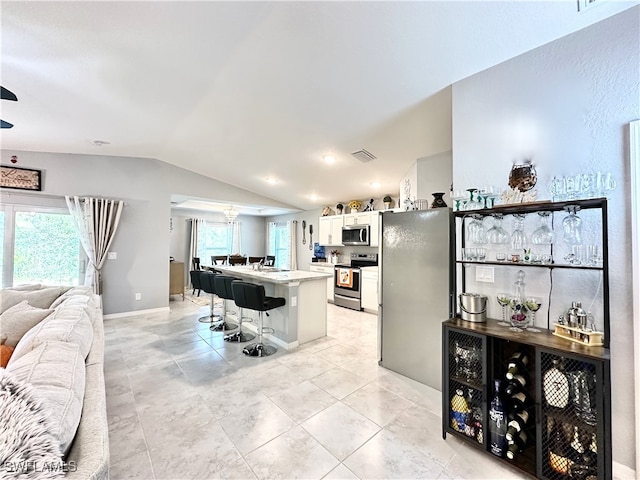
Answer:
[105,296,527,479]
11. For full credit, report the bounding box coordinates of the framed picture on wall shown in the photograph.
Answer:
[0,165,42,191]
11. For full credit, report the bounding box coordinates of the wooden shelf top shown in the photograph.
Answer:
[443,317,610,361]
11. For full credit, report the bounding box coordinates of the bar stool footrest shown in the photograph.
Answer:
[242,343,277,357]
[210,321,238,331]
[224,331,256,343]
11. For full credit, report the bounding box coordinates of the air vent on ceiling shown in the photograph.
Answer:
[351,149,377,163]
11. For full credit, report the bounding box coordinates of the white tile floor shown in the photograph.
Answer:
[105,296,527,479]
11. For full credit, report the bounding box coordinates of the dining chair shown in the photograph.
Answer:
[212,255,228,265]
[265,255,275,266]
[248,256,265,264]
[228,255,247,266]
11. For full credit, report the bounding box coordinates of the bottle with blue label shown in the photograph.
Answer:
[489,379,507,457]
[450,388,469,433]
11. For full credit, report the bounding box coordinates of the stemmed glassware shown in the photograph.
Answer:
[496,293,512,327]
[450,190,469,211]
[510,214,527,250]
[531,212,554,245]
[562,205,583,246]
[465,189,483,210]
[466,215,487,245]
[525,297,543,333]
[487,214,510,245]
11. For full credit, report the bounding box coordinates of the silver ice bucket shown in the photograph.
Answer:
[459,293,487,323]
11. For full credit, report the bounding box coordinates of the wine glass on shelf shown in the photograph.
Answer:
[525,297,543,332]
[466,215,487,245]
[450,190,469,212]
[496,293,512,327]
[487,214,510,245]
[562,205,583,246]
[510,214,527,250]
[531,212,554,245]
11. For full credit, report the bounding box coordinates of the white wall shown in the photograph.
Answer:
[0,150,294,315]
[452,7,639,470]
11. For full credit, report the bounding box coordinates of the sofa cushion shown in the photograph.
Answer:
[0,368,64,479]
[0,300,54,347]
[6,340,86,456]
[5,283,43,291]
[9,304,94,364]
[49,286,96,310]
[0,286,66,314]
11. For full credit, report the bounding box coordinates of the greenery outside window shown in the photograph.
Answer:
[197,221,231,263]
[268,221,291,269]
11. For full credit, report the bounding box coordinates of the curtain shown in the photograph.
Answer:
[289,220,298,270]
[65,196,124,295]
[189,219,202,287]
[231,221,242,255]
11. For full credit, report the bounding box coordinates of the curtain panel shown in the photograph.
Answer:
[65,195,124,294]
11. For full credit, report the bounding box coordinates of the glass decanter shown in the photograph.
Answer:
[509,270,529,331]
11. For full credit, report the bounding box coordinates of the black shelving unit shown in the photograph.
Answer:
[442,198,611,479]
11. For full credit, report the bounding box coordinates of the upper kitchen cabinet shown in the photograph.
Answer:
[343,212,372,226]
[318,215,344,246]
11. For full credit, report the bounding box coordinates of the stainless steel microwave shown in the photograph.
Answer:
[341,224,370,246]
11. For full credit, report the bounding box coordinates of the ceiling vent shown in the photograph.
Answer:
[351,149,377,163]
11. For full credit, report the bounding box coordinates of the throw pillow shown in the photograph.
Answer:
[0,286,65,314]
[0,368,64,479]
[0,301,54,347]
[9,304,94,364]
[1,344,14,368]
[6,340,86,456]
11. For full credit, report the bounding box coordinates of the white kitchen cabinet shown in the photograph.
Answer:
[360,267,379,312]
[318,216,344,246]
[369,211,381,247]
[343,211,371,226]
[309,264,334,302]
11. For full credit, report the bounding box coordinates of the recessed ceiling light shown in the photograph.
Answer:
[308,194,318,201]
[265,177,279,184]
[370,181,381,188]
[91,140,110,146]
[323,154,335,164]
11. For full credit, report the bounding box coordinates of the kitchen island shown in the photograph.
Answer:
[210,265,332,349]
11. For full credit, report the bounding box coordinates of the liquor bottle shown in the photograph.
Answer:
[505,409,530,442]
[504,373,528,396]
[548,420,571,475]
[506,429,528,460]
[450,388,469,433]
[506,351,529,379]
[489,379,507,457]
[543,357,569,409]
[466,389,484,444]
[567,426,597,478]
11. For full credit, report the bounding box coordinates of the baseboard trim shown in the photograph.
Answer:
[613,460,636,479]
[103,306,170,320]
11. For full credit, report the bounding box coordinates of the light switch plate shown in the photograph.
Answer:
[476,266,495,283]
[107,252,117,260]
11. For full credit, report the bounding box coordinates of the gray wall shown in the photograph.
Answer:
[0,151,294,315]
[452,7,639,470]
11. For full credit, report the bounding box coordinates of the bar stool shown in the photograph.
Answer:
[211,275,240,333]
[217,277,255,343]
[197,271,220,325]
[231,281,285,357]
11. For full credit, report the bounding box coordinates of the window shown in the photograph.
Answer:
[268,221,291,269]
[1,205,83,288]
[197,221,231,263]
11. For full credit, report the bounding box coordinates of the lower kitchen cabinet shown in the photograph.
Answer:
[442,318,611,479]
[360,267,379,312]
[309,264,334,302]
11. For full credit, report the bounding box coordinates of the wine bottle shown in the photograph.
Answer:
[506,351,529,379]
[489,379,507,457]
[507,390,532,412]
[543,357,569,409]
[548,420,571,475]
[505,409,530,441]
[504,373,527,396]
[506,429,528,460]
[567,426,598,478]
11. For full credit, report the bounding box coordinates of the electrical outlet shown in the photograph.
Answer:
[476,266,495,283]
[135,293,141,300]
[107,251,117,260]
[291,296,297,307]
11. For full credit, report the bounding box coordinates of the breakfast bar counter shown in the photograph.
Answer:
[210,265,332,349]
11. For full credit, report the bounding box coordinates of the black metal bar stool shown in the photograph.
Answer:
[197,271,220,325]
[211,275,240,333]
[231,281,285,357]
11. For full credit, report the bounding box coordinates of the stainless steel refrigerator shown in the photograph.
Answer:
[378,209,452,390]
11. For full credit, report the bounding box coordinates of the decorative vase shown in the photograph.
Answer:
[509,161,537,192]
[350,208,357,214]
[431,192,448,208]
[384,201,392,209]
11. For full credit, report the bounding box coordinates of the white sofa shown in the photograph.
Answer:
[0,285,109,479]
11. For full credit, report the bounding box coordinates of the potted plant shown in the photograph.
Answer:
[336,203,344,215]
[383,195,393,209]
[330,250,340,264]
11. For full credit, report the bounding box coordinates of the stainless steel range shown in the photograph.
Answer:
[334,253,378,311]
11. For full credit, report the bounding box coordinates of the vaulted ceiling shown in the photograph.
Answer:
[1,1,635,214]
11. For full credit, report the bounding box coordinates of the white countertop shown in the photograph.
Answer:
[212,265,332,284]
